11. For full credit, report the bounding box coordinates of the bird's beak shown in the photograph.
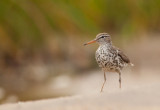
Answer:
[84,39,96,46]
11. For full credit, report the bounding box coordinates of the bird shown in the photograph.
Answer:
[84,33,134,92]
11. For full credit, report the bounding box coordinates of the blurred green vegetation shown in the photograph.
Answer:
[0,0,160,103]
[0,0,160,50]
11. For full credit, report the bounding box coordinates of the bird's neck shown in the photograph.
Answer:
[99,42,112,48]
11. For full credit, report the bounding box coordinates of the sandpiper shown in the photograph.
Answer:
[84,33,133,92]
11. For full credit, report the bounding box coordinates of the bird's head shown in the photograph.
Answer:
[84,33,112,46]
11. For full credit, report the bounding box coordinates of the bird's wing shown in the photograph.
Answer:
[113,46,130,64]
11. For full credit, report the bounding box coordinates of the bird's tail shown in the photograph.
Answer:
[129,63,134,66]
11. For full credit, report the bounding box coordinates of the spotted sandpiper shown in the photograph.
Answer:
[84,33,134,92]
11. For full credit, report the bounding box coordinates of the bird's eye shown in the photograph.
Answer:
[101,36,105,38]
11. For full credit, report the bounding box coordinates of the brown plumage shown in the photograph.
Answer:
[113,46,130,64]
[84,33,133,92]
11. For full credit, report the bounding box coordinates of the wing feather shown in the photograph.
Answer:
[113,46,130,64]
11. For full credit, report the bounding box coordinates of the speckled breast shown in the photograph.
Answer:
[95,45,124,71]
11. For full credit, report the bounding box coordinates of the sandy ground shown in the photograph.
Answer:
[0,68,160,110]
[0,83,159,110]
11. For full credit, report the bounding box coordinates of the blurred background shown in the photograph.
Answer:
[0,0,160,104]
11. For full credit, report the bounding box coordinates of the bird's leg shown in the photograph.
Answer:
[100,71,106,92]
[116,70,121,88]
